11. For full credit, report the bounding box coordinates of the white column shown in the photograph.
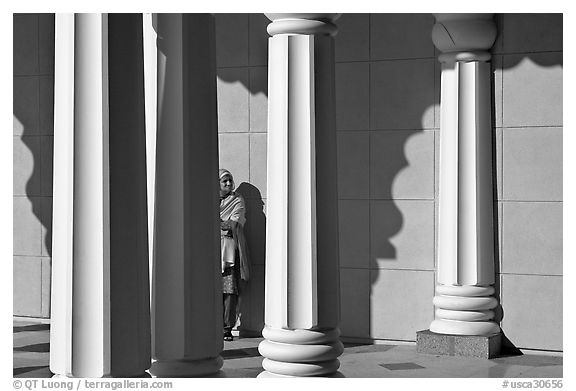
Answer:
[149,14,223,377]
[50,13,151,377]
[258,13,343,377]
[430,14,501,336]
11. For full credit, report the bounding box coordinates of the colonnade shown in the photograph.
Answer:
[49,13,500,377]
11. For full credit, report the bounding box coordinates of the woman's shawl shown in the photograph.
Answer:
[220,192,250,281]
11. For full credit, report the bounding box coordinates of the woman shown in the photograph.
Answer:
[219,169,250,341]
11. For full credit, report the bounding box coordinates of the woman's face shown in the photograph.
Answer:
[220,175,233,197]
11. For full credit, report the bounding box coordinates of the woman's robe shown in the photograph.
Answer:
[220,192,250,282]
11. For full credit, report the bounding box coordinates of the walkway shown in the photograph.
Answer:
[14,319,562,378]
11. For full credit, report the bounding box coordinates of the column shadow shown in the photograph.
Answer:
[13,14,55,320]
[235,182,266,337]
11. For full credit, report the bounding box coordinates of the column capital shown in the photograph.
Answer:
[432,13,497,62]
[265,13,341,36]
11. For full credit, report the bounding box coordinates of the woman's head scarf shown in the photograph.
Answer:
[219,168,235,191]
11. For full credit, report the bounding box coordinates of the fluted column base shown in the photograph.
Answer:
[431,285,500,336]
[257,326,344,377]
[149,357,223,378]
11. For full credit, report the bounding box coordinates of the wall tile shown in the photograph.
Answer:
[249,67,268,132]
[434,60,441,129]
[217,68,250,132]
[38,13,55,75]
[503,53,562,128]
[249,133,267,199]
[39,196,53,257]
[502,202,562,276]
[340,268,370,338]
[14,197,43,256]
[493,55,504,129]
[370,269,434,341]
[238,278,251,331]
[13,114,25,135]
[502,14,563,53]
[249,14,269,66]
[501,274,562,351]
[249,264,265,333]
[434,198,438,269]
[14,136,41,197]
[370,200,434,270]
[335,14,369,62]
[338,200,370,269]
[370,14,435,60]
[41,256,51,317]
[497,201,503,273]
[215,14,249,67]
[337,131,369,199]
[335,62,370,131]
[247,198,266,267]
[13,256,43,317]
[371,130,433,200]
[371,59,435,130]
[495,128,503,201]
[14,76,40,136]
[218,133,250,187]
[13,14,39,76]
[503,128,562,201]
[39,76,54,135]
[434,130,439,198]
[40,136,54,197]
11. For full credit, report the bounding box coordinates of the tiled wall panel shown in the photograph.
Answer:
[214,14,563,352]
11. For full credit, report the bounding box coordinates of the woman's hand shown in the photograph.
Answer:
[220,220,237,231]
[220,220,232,230]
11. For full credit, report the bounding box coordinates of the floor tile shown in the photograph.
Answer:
[13,320,563,378]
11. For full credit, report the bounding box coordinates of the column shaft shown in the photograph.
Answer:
[150,14,223,377]
[437,60,495,286]
[259,14,342,378]
[50,13,151,377]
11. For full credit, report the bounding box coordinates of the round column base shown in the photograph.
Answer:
[149,356,223,377]
[257,370,294,378]
[430,319,500,336]
[258,326,344,377]
[261,357,340,377]
[432,284,501,336]
[257,368,346,378]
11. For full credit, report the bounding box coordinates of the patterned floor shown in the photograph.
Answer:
[14,320,563,378]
